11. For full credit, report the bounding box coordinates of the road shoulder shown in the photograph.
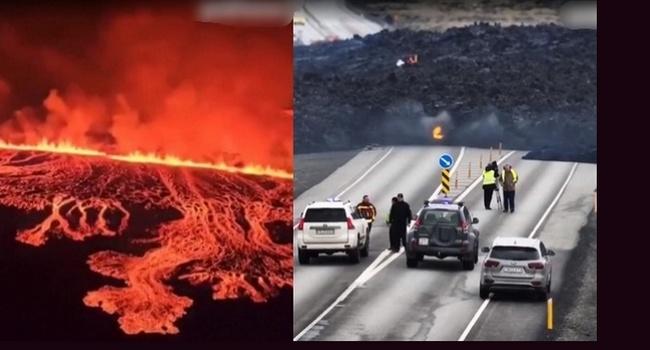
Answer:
[294,149,360,197]
[541,211,597,341]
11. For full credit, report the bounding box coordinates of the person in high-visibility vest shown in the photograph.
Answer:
[482,165,497,210]
[356,195,377,234]
[500,164,519,213]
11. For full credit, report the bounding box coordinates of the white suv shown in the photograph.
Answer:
[296,200,369,264]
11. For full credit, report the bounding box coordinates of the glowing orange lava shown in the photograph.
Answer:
[0,139,292,179]
[433,126,444,140]
[0,148,293,335]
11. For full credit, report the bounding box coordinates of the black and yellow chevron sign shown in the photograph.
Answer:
[441,169,450,195]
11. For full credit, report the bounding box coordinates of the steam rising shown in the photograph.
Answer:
[373,100,509,148]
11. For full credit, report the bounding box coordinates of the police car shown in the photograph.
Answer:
[296,199,370,264]
[405,198,480,270]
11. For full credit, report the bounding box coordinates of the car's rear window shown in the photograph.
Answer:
[304,208,347,222]
[419,209,460,226]
[491,246,540,260]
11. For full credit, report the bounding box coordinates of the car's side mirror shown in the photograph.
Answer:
[472,217,479,224]
[481,247,490,253]
[546,250,556,256]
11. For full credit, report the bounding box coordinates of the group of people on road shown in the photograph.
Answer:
[356,193,412,253]
[482,161,518,213]
[353,162,518,254]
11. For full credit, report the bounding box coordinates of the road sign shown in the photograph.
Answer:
[439,153,454,169]
[441,169,450,195]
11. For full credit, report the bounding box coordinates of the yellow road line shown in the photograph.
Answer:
[547,298,553,330]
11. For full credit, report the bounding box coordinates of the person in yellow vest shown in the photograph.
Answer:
[356,195,377,234]
[482,165,497,210]
[500,164,519,213]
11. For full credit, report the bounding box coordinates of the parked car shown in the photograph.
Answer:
[296,199,369,264]
[405,199,480,270]
[480,237,555,300]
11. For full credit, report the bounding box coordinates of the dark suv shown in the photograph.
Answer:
[405,200,480,270]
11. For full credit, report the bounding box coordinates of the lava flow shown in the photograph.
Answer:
[0,139,293,179]
[0,147,293,335]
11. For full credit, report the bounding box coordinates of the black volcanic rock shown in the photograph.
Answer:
[294,24,596,163]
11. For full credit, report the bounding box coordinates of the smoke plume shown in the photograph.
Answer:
[0,3,292,170]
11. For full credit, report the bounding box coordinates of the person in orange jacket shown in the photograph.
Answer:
[356,195,377,234]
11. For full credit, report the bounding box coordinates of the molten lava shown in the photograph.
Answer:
[0,148,293,335]
[0,139,292,179]
[0,4,292,336]
[433,126,444,140]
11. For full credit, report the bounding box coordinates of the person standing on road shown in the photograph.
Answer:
[386,197,398,225]
[356,195,377,234]
[499,164,518,213]
[482,165,497,210]
[388,193,412,252]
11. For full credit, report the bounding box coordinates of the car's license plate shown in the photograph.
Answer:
[418,237,429,245]
[315,228,335,235]
[503,267,524,273]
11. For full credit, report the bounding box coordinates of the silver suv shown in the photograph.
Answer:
[480,237,555,300]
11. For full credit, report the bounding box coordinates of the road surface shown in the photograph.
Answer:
[294,0,383,45]
[293,146,596,341]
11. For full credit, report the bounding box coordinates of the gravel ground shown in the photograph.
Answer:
[541,210,597,341]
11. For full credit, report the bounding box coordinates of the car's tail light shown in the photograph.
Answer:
[414,217,422,229]
[484,260,499,268]
[297,218,305,230]
[347,217,355,229]
[528,262,545,270]
[459,220,468,232]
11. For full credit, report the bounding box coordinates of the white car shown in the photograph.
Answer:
[480,237,555,300]
[296,200,369,264]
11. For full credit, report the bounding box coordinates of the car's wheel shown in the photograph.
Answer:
[479,285,490,299]
[406,257,419,268]
[361,236,370,257]
[462,257,475,270]
[348,247,361,264]
[298,249,310,265]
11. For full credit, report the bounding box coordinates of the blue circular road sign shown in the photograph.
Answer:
[438,153,454,169]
